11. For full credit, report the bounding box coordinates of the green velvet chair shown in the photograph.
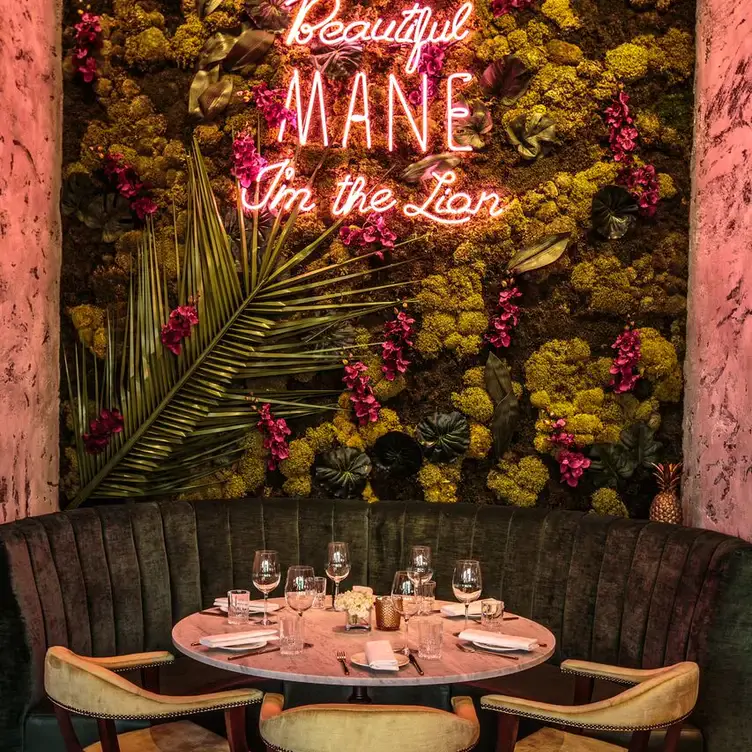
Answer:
[1,499,751,752]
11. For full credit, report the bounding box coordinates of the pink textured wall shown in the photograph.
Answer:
[683,0,752,538]
[0,0,62,520]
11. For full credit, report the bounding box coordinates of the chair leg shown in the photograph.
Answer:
[662,722,683,752]
[568,676,595,735]
[628,730,651,752]
[496,713,520,752]
[53,705,84,752]
[225,706,250,752]
[96,719,120,752]
[140,666,160,693]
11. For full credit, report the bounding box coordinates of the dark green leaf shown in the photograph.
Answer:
[81,194,134,243]
[590,443,636,488]
[506,111,557,159]
[401,153,461,184]
[619,423,662,468]
[416,411,470,462]
[198,32,237,69]
[507,232,571,275]
[198,0,224,19]
[223,28,274,71]
[480,56,533,105]
[453,99,493,149]
[312,42,363,80]
[315,447,372,497]
[592,186,638,240]
[484,353,519,457]
[372,431,423,478]
[198,76,233,120]
[61,172,98,218]
[189,68,220,116]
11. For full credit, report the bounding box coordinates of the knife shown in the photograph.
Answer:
[227,642,313,661]
[409,653,424,676]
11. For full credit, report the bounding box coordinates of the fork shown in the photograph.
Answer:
[336,650,350,675]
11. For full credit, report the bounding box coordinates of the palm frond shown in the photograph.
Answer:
[65,141,415,507]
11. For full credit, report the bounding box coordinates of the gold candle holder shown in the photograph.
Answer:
[374,596,401,631]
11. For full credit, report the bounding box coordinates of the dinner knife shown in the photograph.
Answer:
[409,653,425,675]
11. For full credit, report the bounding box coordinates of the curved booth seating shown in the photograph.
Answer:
[1,499,751,751]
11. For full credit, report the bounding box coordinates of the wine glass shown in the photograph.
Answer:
[407,544,433,586]
[452,559,482,631]
[391,570,420,656]
[326,542,351,608]
[252,550,281,626]
[285,566,316,620]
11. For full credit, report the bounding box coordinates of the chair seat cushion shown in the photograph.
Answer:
[515,728,626,751]
[83,720,229,752]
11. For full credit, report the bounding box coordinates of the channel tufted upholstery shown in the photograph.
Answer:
[1,499,752,751]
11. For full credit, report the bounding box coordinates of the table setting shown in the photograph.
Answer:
[172,542,555,700]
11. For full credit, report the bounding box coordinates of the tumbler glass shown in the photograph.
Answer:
[278,613,304,656]
[227,589,250,626]
[417,618,443,660]
[312,577,327,609]
[481,598,505,632]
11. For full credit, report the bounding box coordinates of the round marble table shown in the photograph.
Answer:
[172,599,555,699]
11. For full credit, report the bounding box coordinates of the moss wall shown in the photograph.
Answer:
[60,0,694,516]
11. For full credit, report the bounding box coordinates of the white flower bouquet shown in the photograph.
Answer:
[335,590,375,630]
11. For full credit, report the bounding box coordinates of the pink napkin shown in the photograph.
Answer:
[458,629,538,651]
[199,629,278,648]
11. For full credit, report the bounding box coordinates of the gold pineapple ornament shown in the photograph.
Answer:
[650,463,683,524]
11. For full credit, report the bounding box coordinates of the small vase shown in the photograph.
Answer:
[345,610,371,632]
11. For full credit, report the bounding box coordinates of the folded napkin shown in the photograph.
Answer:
[199,629,278,648]
[457,629,538,651]
[352,585,374,596]
[440,602,483,617]
[213,598,275,612]
[364,640,399,670]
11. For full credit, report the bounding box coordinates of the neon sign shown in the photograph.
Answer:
[244,0,509,225]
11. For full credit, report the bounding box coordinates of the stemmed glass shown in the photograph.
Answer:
[285,566,316,621]
[326,542,350,609]
[407,545,433,595]
[391,570,420,656]
[252,550,281,626]
[452,559,482,631]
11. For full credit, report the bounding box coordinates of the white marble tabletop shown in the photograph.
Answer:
[172,600,555,687]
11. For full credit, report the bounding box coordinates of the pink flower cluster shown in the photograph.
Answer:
[83,408,124,455]
[73,12,101,83]
[609,327,641,394]
[257,403,291,470]
[409,43,446,104]
[491,0,534,16]
[545,417,590,487]
[252,83,297,130]
[161,305,199,356]
[339,213,397,260]
[231,132,267,189]
[486,287,522,349]
[343,361,381,425]
[103,153,158,219]
[381,309,415,381]
[618,164,660,217]
[604,91,639,163]
[558,449,591,488]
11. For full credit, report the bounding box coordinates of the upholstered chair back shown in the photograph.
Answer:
[2,498,752,751]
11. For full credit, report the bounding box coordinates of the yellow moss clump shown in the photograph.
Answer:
[658,173,677,199]
[546,39,583,66]
[641,29,695,82]
[283,475,312,497]
[451,387,494,424]
[475,35,511,61]
[362,482,379,504]
[171,15,209,68]
[462,367,485,388]
[305,422,338,453]
[639,328,683,402]
[468,424,493,459]
[125,28,170,70]
[541,0,580,30]
[415,266,487,359]
[418,461,462,503]
[605,42,650,82]
[487,456,549,507]
[358,408,402,447]
[279,438,315,497]
[68,305,108,358]
[591,488,629,517]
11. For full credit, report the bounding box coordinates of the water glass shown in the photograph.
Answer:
[481,598,505,632]
[326,542,351,608]
[227,589,250,625]
[391,570,420,656]
[419,581,436,615]
[417,618,443,660]
[312,576,327,609]
[452,560,482,631]
[252,550,281,626]
[278,613,304,656]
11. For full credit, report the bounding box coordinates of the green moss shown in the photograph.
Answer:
[125,28,170,70]
[591,488,629,517]
[546,40,583,66]
[487,456,549,507]
[468,424,493,459]
[451,386,495,424]
[419,461,462,503]
[605,42,650,81]
[639,328,683,402]
[541,0,580,29]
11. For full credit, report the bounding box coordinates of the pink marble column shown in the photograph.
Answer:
[0,0,62,520]
[683,0,752,539]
